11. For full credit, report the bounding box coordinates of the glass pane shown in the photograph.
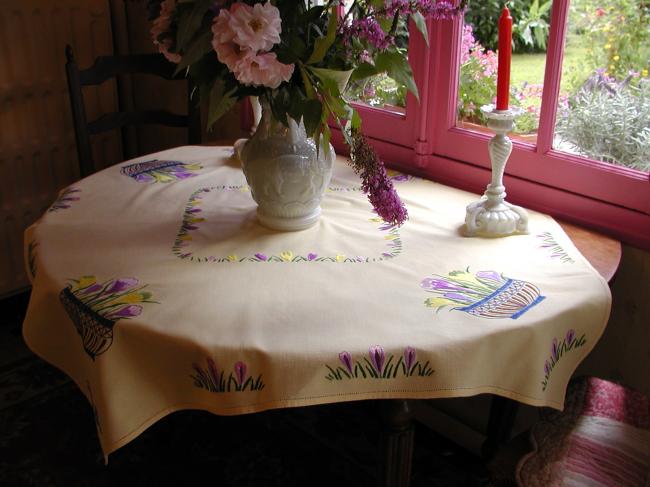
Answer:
[342,0,408,113]
[458,2,552,143]
[554,1,649,172]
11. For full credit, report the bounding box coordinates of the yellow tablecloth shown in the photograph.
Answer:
[22,146,611,458]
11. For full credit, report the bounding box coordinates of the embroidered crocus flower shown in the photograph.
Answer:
[476,271,504,284]
[339,351,353,375]
[369,345,385,375]
[544,360,551,376]
[307,253,317,261]
[105,277,139,294]
[254,253,268,261]
[104,304,143,320]
[234,361,247,385]
[566,329,576,345]
[404,347,416,374]
[207,357,219,385]
[551,337,560,361]
[228,2,282,52]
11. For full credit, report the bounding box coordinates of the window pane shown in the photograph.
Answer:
[342,0,407,113]
[554,0,649,172]
[457,2,552,143]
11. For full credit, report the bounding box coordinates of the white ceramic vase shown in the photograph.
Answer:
[236,101,335,231]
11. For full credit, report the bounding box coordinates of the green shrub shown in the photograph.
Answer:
[464,0,550,53]
[556,74,650,171]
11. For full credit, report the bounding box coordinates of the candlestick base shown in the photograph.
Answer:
[465,105,529,238]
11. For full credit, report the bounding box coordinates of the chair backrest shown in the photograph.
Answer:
[65,46,201,178]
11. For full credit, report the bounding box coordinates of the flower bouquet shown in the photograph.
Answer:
[148,0,465,226]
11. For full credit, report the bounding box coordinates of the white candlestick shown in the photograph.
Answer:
[465,105,529,237]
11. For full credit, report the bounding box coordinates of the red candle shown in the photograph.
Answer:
[496,6,513,110]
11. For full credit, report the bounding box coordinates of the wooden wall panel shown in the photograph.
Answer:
[0,0,118,297]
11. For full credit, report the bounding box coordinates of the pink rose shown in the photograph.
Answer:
[212,10,252,70]
[234,52,294,89]
[151,0,181,64]
[228,2,282,52]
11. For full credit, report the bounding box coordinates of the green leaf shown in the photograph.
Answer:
[351,62,380,81]
[175,0,211,51]
[308,67,354,93]
[307,7,338,64]
[173,29,212,75]
[302,99,323,137]
[299,64,316,99]
[207,80,236,130]
[376,50,419,100]
[412,12,429,47]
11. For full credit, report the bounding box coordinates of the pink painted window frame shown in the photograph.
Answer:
[330,1,650,248]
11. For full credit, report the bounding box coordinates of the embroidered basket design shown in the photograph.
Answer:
[59,276,157,360]
[458,279,545,319]
[422,269,545,320]
[120,159,202,183]
[59,287,115,360]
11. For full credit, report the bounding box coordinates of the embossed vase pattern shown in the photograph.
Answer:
[238,102,334,231]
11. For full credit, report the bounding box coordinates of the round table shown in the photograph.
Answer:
[23,146,613,484]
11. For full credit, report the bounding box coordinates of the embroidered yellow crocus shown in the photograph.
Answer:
[280,251,293,262]
[336,254,345,262]
[227,254,238,262]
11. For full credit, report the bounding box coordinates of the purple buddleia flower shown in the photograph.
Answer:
[566,329,575,345]
[339,351,353,375]
[551,338,559,361]
[234,362,247,385]
[105,278,139,294]
[369,345,385,375]
[255,253,268,261]
[207,357,219,385]
[350,132,407,227]
[104,304,142,320]
[544,360,551,376]
[404,347,416,373]
[307,253,317,261]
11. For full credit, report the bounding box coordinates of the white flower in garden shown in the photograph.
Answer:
[229,2,282,52]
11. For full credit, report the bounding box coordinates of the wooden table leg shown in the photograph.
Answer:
[482,395,519,460]
[380,399,414,487]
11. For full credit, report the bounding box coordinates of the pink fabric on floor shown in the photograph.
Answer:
[516,377,650,487]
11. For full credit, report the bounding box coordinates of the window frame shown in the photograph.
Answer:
[330,0,650,249]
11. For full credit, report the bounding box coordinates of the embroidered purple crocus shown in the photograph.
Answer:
[234,361,247,386]
[207,357,219,385]
[544,360,551,376]
[566,329,575,345]
[254,253,268,261]
[339,351,353,375]
[551,337,559,361]
[79,283,103,295]
[307,253,318,261]
[104,304,142,320]
[476,271,505,284]
[105,277,139,294]
[369,345,385,375]
[404,347,416,374]
[421,278,469,292]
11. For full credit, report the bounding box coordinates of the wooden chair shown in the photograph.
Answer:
[65,46,201,178]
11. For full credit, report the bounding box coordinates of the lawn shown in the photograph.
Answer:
[511,33,589,95]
